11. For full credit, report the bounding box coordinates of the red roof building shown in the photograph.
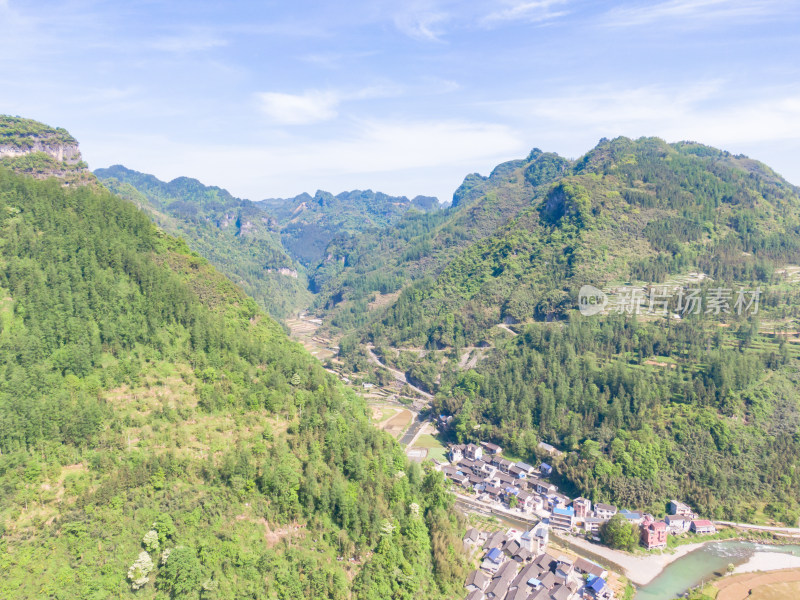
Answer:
[640,517,668,550]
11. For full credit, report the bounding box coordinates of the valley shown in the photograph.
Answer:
[6,114,800,600]
[96,137,800,530]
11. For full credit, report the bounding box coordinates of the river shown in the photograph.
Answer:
[635,541,800,600]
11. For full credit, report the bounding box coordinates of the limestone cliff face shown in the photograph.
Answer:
[0,140,82,164]
[0,115,91,184]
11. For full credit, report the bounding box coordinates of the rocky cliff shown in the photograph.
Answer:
[0,115,92,184]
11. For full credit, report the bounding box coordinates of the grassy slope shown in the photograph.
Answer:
[0,166,465,600]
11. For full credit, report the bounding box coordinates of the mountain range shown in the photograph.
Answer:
[101,133,800,525]
[0,115,465,600]
[6,112,800,598]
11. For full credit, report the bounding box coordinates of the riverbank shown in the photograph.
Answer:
[733,552,800,573]
[559,534,709,585]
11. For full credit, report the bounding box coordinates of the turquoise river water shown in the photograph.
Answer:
[635,541,800,600]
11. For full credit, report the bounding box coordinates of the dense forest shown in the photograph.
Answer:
[0,161,466,599]
[320,137,800,522]
[96,166,442,320]
[95,166,310,321]
[81,129,800,526]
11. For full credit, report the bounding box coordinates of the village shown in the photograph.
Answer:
[442,441,718,600]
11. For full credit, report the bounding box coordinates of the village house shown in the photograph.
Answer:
[482,547,505,574]
[550,506,575,530]
[515,461,535,474]
[585,575,608,598]
[464,589,484,600]
[690,519,716,535]
[463,527,483,547]
[582,517,604,534]
[540,462,553,476]
[619,509,644,526]
[465,569,489,592]
[482,485,503,503]
[481,441,503,455]
[450,473,469,487]
[640,516,667,550]
[492,456,514,473]
[450,444,465,462]
[668,500,695,518]
[547,493,570,511]
[593,503,617,520]
[464,443,483,461]
[509,465,527,479]
[516,490,537,513]
[573,557,607,579]
[664,515,690,534]
[572,497,591,519]
[531,479,558,495]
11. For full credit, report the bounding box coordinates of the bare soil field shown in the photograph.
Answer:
[715,569,800,600]
[381,409,413,438]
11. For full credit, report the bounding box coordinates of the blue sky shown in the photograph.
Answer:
[2,0,800,202]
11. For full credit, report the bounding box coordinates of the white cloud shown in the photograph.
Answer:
[255,84,403,125]
[488,82,800,160]
[604,0,790,27]
[256,90,340,125]
[482,0,570,25]
[393,7,449,41]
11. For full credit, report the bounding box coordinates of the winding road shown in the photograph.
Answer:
[713,520,800,535]
[365,345,434,400]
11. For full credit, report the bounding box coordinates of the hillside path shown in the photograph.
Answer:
[365,345,433,400]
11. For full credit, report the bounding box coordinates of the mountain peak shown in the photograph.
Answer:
[0,115,91,184]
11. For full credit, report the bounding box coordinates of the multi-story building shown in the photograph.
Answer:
[640,517,667,550]
[550,506,575,530]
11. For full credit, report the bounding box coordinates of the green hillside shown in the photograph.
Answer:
[0,115,77,148]
[0,157,465,598]
[95,166,311,321]
[317,137,800,522]
[262,190,439,267]
[310,149,570,334]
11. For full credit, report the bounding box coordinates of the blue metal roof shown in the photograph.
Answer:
[487,548,502,561]
[589,577,606,593]
[553,506,574,516]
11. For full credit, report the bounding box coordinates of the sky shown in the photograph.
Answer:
[1,0,800,203]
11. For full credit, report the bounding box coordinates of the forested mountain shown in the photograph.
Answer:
[320,137,800,523]
[261,189,440,266]
[0,120,466,599]
[96,166,442,319]
[95,165,310,320]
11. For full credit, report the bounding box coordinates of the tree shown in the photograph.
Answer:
[127,551,154,590]
[157,546,204,600]
[599,514,639,551]
[143,529,159,552]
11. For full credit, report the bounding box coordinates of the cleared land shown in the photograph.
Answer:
[381,409,413,439]
[715,569,800,600]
